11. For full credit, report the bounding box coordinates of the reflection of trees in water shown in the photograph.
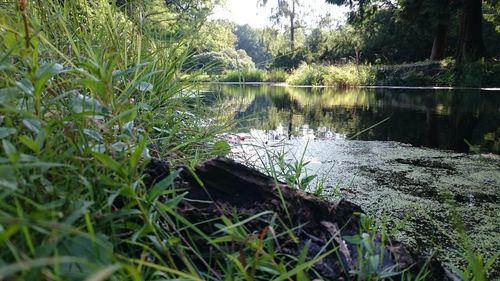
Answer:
[208,85,500,152]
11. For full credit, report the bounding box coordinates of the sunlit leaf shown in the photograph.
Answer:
[148,171,179,202]
[212,139,231,156]
[0,128,16,139]
[15,79,34,96]
[135,82,153,92]
[0,87,20,104]
[34,63,64,90]
[22,119,42,134]
[2,139,18,163]
[0,165,17,190]
[83,129,103,142]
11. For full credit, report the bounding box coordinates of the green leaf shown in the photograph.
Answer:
[22,119,42,134]
[0,165,17,190]
[135,82,153,92]
[3,32,18,50]
[148,171,179,202]
[2,139,18,163]
[129,140,146,169]
[0,87,20,104]
[343,234,362,244]
[83,129,103,142]
[484,133,495,141]
[71,93,107,116]
[110,142,128,152]
[112,63,149,78]
[77,79,107,97]
[58,234,113,279]
[15,79,34,96]
[84,264,122,281]
[33,63,64,90]
[0,128,16,139]
[212,140,231,156]
[369,254,380,272]
[91,152,122,173]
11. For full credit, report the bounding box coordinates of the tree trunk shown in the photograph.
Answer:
[290,0,295,51]
[430,23,448,60]
[456,0,486,61]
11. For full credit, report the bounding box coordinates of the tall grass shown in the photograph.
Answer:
[267,68,288,83]
[286,63,376,87]
[0,0,230,279]
[220,69,268,82]
[286,63,327,86]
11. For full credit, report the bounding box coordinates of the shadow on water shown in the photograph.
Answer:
[207,84,500,153]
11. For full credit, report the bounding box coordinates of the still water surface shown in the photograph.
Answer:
[205,84,500,273]
[208,84,500,153]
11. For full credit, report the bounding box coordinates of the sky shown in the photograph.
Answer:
[210,0,349,29]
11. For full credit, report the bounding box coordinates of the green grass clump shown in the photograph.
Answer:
[286,63,327,86]
[286,63,375,87]
[323,64,376,88]
[0,1,232,279]
[221,69,268,82]
[267,68,288,82]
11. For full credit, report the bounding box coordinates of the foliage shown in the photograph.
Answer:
[189,49,255,74]
[259,0,306,51]
[221,69,268,82]
[286,63,375,87]
[196,20,237,52]
[284,59,499,87]
[446,204,499,281]
[323,64,376,87]
[0,1,249,280]
[287,63,327,86]
[234,24,272,68]
[267,68,289,82]
[271,50,307,70]
[1,1,388,280]
[343,214,402,280]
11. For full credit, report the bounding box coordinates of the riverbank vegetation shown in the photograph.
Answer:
[202,1,500,87]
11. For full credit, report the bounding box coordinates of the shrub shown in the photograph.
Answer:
[221,68,267,82]
[266,68,288,82]
[286,63,376,87]
[323,64,376,87]
[190,49,255,74]
[286,63,327,86]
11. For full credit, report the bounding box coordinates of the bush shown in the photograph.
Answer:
[266,68,288,82]
[286,63,375,87]
[221,68,268,82]
[190,49,255,74]
[323,64,376,87]
[286,63,327,85]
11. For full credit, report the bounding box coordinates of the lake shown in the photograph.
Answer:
[204,84,500,274]
[208,84,500,153]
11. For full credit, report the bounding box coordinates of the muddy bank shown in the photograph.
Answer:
[231,139,500,275]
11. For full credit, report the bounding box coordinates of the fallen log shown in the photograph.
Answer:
[145,156,450,280]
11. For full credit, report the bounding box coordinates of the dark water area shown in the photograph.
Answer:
[207,84,500,153]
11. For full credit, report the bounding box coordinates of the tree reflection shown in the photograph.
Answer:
[208,84,500,152]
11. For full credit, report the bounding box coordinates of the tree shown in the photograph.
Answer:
[234,25,272,68]
[260,0,305,51]
[456,0,487,60]
[328,0,494,61]
[196,20,237,52]
[398,0,451,60]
